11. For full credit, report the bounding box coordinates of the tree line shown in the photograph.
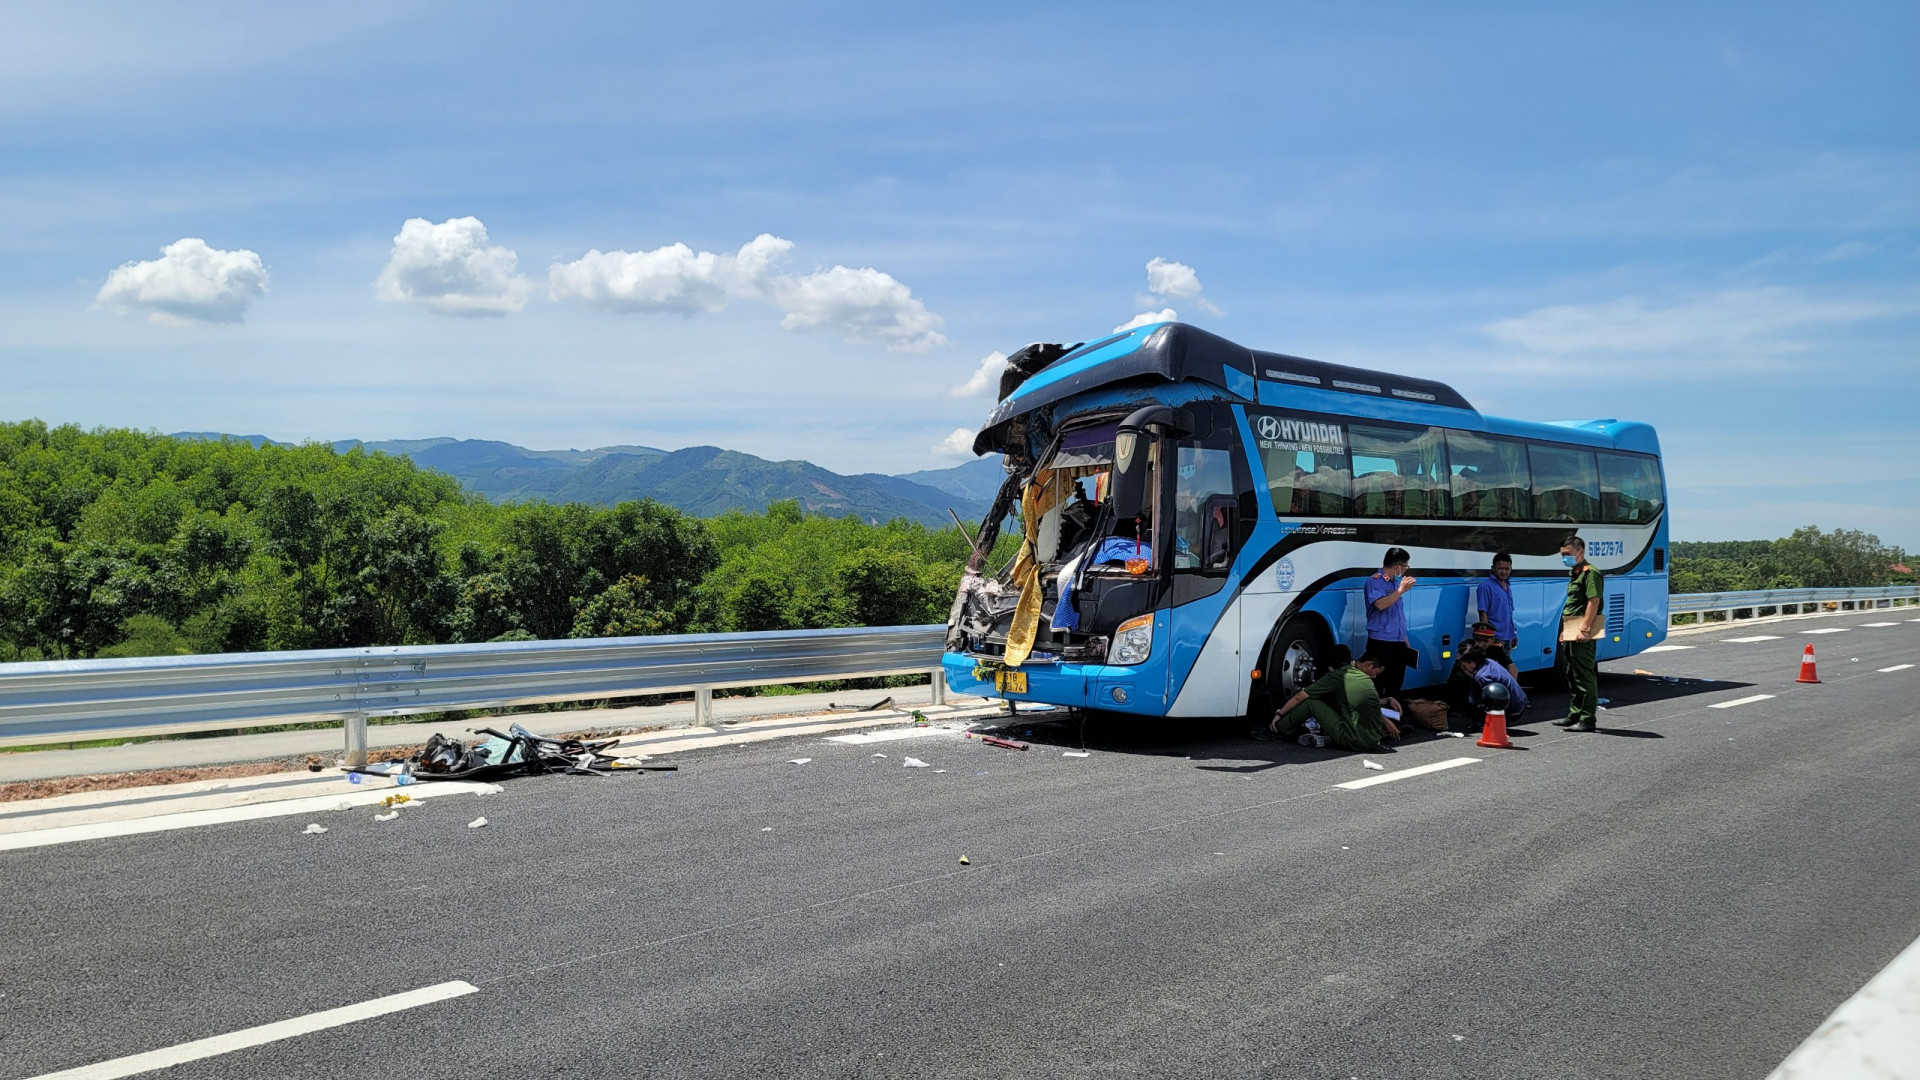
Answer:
[1670,529,1911,595]
[0,422,999,662]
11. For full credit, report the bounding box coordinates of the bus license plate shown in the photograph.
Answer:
[997,670,1027,694]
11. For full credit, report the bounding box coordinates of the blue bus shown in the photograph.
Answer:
[942,322,1669,718]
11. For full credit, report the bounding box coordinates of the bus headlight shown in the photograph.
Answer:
[1108,615,1154,666]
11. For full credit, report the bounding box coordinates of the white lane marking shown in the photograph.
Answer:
[0,783,493,852]
[1709,694,1776,709]
[26,981,478,1080]
[1804,627,1851,634]
[1879,664,1914,673]
[826,728,952,745]
[1640,645,1695,653]
[1766,932,1920,1080]
[1336,757,1480,790]
[1859,621,1898,627]
[1722,635,1782,643]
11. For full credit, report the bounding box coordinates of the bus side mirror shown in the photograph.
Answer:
[1113,429,1148,519]
[1110,406,1191,520]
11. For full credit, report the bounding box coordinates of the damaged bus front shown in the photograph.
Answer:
[943,322,1260,716]
[942,320,1671,722]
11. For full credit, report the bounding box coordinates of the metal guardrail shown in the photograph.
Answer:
[2,584,1914,764]
[1668,585,1919,624]
[0,625,949,763]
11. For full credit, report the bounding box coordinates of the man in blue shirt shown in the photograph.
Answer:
[1474,552,1517,649]
[1363,546,1416,697]
[1458,645,1528,719]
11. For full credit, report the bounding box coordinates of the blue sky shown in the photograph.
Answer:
[2,1,1915,545]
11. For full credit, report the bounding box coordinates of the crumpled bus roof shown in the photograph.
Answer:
[972,322,1474,456]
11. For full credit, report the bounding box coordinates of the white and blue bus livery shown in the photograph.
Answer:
[942,322,1669,719]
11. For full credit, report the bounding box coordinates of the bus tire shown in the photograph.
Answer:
[1258,616,1331,716]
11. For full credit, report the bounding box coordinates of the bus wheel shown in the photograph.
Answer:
[1268,617,1329,698]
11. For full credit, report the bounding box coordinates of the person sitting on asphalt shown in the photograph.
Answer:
[1260,645,1401,752]
[1458,645,1528,719]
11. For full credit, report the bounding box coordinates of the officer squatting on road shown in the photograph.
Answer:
[1260,645,1405,752]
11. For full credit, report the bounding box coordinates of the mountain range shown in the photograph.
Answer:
[172,433,1006,528]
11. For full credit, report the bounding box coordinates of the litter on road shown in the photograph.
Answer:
[304,823,327,835]
[1063,750,1090,758]
[902,757,931,768]
[468,817,488,829]
[1362,760,1386,771]
[959,855,970,864]
[828,696,895,712]
[980,735,1030,751]
[787,758,812,765]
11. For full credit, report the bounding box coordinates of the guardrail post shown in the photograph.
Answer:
[929,668,947,706]
[695,687,713,727]
[344,712,368,768]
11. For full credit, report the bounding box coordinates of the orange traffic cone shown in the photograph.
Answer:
[1476,708,1514,749]
[1796,643,1821,684]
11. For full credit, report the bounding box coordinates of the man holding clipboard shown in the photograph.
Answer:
[1552,534,1605,732]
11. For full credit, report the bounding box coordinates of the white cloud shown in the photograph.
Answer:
[95,238,268,326]
[375,216,532,316]
[1114,308,1178,333]
[1145,257,1203,300]
[1145,256,1222,315]
[1484,288,1913,355]
[933,427,976,457]
[770,266,946,353]
[951,351,1007,397]
[548,234,793,314]
[550,232,947,353]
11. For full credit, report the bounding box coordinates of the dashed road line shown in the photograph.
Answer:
[1721,635,1782,643]
[1335,757,1480,790]
[1709,694,1776,709]
[25,981,478,1080]
[1879,664,1914,673]
[1804,627,1850,634]
[1859,621,1899,627]
[1641,645,1694,653]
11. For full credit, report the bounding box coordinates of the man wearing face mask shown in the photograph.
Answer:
[1553,534,1605,732]
[1363,547,1416,697]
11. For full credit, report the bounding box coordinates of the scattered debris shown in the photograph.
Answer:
[1361,760,1386,771]
[902,757,930,768]
[910,710,930,727]
[381,793,413,808]
[829,696,896,712]
[1062,750,1090,758]
[468,817,488,829]
[1598,698,1610,706]
[401,725,627,782]
[981,735,1029,751]
[959,855,970,865]
[373,811,399,822]
[332,800,353,812]
[1633,669,1654,676]
[871,753,887,759]
[761,827,773,832]
[304,823,328,835]
[1440,731,1467,738]
[934,769,947,773]
[787,758,812,765]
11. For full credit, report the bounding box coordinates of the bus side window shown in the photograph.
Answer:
[1597,452,1664,523]
[1349,423,1450,519]
[1529,444,1599,522]
[1446,431,1530,521]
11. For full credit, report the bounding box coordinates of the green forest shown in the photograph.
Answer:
[0,421,1908,662]
[0,421,1003,663]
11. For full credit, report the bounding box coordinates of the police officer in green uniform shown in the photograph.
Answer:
[1263,645,1401,751]
[1553,534,1604,732]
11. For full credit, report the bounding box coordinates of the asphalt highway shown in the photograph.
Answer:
[4,617,1917,1079]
